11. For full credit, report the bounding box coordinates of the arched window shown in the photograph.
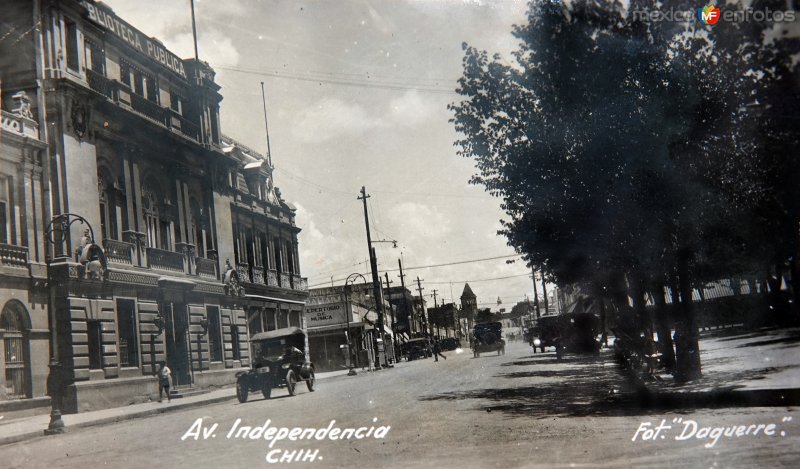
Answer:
[141,179,172,251]
[2,302,31,399]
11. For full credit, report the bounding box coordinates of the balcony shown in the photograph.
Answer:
[266,269,278,287]
[0,243,28,269]
[146,247,184,273]
[82,71,201,142]
[103,238,133,265]
[236,263,251,283]
[279,272,291,289]
[195,257,217,279]
[292,275,308,292]
[251,267,266,285]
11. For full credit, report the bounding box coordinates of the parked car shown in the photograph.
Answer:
[472,322,505,357]
[400,338,432,361]
[439,337,461,351]
[235,327,315,402]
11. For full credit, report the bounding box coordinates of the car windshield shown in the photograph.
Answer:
[254,340,287,359]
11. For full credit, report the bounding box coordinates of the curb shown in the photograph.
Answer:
[0,393,236,447]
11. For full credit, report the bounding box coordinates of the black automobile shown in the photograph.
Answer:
[400,338,432,361]
[472,322,505,357]
[235,327,315,402]
[532,313,601,358]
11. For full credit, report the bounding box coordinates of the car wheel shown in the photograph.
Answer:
[261,382,272,400]
[306,370,315,392]
[286,370,297,396]
[236,380,248,403]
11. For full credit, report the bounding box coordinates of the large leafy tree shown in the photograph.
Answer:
[451,0,799,382]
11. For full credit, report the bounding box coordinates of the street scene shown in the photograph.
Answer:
[1,0,799,467]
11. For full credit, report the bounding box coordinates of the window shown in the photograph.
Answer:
[0,177,8,244]
[87,320,103,370]
[117,300,139,368]
[230,325,241,361]
[2,302,30,398]
[207,306,222,362]
[85,40,105,74]
[98,172,120,241]
[65,19,79,71]
[120,61,132,87]
[170,91,184,115]
[142,184,172,251]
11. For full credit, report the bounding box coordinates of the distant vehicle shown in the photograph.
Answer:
[439,337,461,351]
[400,338,432,361]
[532,313,601,358]
[472,322,505,357]
[235,327,315,402]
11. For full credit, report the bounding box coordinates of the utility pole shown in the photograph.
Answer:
[542,274,550,316]
[384,272,396,363]
[431,289,438,308]
[416,276,430,336]
[398,258,409,335]
[531,266,541,318]
[358,186,383,369]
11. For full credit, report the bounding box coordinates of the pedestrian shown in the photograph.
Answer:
[432,339,447,362]
[157,361,172,402]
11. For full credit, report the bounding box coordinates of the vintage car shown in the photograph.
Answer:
[532,313,601,358]
[235,327,315,402]
[400,338,432,361]
[472,322,505,357]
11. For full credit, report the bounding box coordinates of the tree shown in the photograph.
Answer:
[451,0,800,382]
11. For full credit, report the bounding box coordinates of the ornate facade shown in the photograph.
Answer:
[0,0,307,413]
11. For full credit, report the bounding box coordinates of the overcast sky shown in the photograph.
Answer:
[102,0,546,310]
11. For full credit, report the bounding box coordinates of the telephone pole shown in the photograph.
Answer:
[398,258,409,336]
[358,186,384,369]
[416,276,430,336]
[531,266,541,318]
[384,272,396,362]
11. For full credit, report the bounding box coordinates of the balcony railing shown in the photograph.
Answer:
[236,263,251,283]
[279,272,291,289]
[82,72,201,142]
[103,238,133,264]
[292,275,308,291]
[195,257,217,279]
[266,269,279,287]
[147,247,184,273]
[86,69,115,100]
[0,243,28,269]
[251,268,266,285]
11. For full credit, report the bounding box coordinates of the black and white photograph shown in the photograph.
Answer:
[0,0,799,466]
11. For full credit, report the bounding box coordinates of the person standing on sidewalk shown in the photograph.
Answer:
[157,361,172,402]
[432,339,447,362]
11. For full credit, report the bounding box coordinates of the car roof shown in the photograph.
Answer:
[250,327,306,341]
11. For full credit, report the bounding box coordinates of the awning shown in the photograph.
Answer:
[307,321,367,333]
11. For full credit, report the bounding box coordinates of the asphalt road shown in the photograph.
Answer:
[3,341,798,468]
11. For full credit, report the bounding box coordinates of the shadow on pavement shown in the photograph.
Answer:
[419,354,800,419]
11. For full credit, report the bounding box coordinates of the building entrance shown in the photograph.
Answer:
[164,302,191,386]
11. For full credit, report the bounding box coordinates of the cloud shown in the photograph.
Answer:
[291,98,387,142]
[387,90,438,126]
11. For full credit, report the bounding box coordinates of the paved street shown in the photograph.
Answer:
[3,340,798,468]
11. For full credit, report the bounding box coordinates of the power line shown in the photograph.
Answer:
[424,272,531,284]
[382,254,521,272]
[217,65,459,95]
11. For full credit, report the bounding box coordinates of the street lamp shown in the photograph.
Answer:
[344,273,367,376]
[43,213,99,434]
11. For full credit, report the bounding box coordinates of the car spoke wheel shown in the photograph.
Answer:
[236,380,248,403]
[286,370,297,396]
[306,370,315,392]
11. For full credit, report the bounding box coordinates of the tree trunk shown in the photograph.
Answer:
[652,283,675,373]
[673,257,702,383]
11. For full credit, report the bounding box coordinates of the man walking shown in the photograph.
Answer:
[432,339,447,362]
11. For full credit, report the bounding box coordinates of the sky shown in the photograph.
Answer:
[102,0,546,311]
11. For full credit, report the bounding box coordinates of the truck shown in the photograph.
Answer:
[472,321,505,357]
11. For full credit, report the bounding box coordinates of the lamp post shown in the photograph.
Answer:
[344,273,367,376]
[43,213,98,434]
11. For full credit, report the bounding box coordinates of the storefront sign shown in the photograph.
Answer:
[304,303,348,328]
[83,1,188,79]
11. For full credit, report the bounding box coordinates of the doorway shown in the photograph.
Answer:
[164,302,191,386]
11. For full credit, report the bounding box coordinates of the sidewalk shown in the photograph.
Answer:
[631,326,800,409]
[0,368,352,446]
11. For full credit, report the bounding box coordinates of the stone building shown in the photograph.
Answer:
[0,0,307,413]
[0,89,50,414]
